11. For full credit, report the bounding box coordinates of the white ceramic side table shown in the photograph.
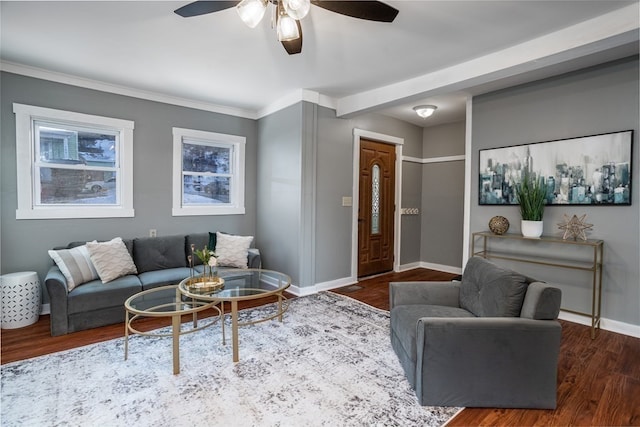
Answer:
[1,271,42,329]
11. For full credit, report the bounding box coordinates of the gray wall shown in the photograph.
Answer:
[0,72,258,301]
[421,121,466,269]
[259,103,426,288]
[470,57,639,326]
[349,112,425,268]
[315,108,425,284]
[0,72,443,300]
[256,103,304,286]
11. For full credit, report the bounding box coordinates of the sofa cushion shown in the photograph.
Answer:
[67,274,141,314]
[87,237,139,283]
[215,232,253,268]
[138,267,192,290]
[391,304,475,363]
[48,245,99,291]
[133,235,187,273]
[459,257,529,317]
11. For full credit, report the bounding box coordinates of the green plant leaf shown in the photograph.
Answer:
[515,170,546,221]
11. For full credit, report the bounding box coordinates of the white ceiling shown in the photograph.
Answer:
[1,1,638,127]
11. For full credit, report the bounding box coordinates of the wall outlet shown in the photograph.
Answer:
[149,229,157,237]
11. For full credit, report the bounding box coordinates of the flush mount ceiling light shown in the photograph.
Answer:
[175,0,399,55]
[413,105,438,119]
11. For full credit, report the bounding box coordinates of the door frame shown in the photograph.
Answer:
[351,128,404,281]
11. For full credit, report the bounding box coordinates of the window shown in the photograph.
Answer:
[172,127,245,216]
[371,164,380,234]
[14,104,134,219]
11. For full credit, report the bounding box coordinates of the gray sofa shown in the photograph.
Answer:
[45,233,260,336]
[390,256,562,408]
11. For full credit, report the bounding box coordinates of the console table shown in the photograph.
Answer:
[471,231,604,339]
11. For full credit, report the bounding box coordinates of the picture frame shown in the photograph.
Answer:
[479,130,633,206]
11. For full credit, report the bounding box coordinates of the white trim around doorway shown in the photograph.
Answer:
[352,128,404,283]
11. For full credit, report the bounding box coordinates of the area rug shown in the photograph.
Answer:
[1,292,462,426]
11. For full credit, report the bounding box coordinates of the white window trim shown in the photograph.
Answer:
[172,127,246,216]
[13,103,135,219]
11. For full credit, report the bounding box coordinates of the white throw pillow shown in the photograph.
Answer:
[48,245,99,291]
[215,232,253,269]
[86,237,138,283]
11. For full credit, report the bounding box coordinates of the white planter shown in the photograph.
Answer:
[521,220,543,238]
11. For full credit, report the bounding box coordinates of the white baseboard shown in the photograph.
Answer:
[397,262,422,271]
[418,262,463,275]
[41,303,50,315]
[559,310,640,338]
[288,276,358,297]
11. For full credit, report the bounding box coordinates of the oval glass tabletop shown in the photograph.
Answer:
[125,284,214,315]
[179,268,291,301]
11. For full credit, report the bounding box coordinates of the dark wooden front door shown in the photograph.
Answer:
[358,139,396,278]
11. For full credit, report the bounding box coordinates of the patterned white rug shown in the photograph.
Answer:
[1,292,461,426]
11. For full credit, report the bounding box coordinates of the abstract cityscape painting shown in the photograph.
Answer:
[479,130,633,206]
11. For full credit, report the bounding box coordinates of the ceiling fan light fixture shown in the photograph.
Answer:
[277,13,300,41]
[237,0,268,28]
[413,105,437,118]
[283,0,311,20]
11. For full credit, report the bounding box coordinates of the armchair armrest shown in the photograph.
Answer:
[415,317,561,408]
[44,266,70,336]
[389,281,460,310]
[521,282,562,320]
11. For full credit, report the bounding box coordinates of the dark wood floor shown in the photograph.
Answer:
[2,268,640,426]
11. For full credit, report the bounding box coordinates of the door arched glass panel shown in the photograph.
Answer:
[371,164,380,234]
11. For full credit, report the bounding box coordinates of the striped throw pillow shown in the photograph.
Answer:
[48,245,99,291]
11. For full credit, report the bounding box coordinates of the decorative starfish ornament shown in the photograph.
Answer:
[558,214,593,241]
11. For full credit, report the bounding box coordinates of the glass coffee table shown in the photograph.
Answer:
[124,285,222,374]
[178,269,291,362]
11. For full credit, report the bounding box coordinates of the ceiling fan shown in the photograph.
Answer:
[175,0,399,55]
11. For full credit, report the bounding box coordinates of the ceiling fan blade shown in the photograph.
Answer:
[311,1,398,22]
[174,1,240,18]
[281,20,303,55]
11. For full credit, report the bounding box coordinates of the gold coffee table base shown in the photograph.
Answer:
[124,285,224,374]
[179,269,291,363]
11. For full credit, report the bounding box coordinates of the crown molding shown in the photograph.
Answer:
[0,60,258,120]
[256,89,338,119]
[1,60,342,121]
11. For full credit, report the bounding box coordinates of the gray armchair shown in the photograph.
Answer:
[390,256,562,408]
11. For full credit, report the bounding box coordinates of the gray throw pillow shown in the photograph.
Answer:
[459,257,529,317]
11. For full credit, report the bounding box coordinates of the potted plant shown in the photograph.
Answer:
[515,170,546,238]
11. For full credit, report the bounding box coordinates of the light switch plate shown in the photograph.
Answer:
[342,197,352,207]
